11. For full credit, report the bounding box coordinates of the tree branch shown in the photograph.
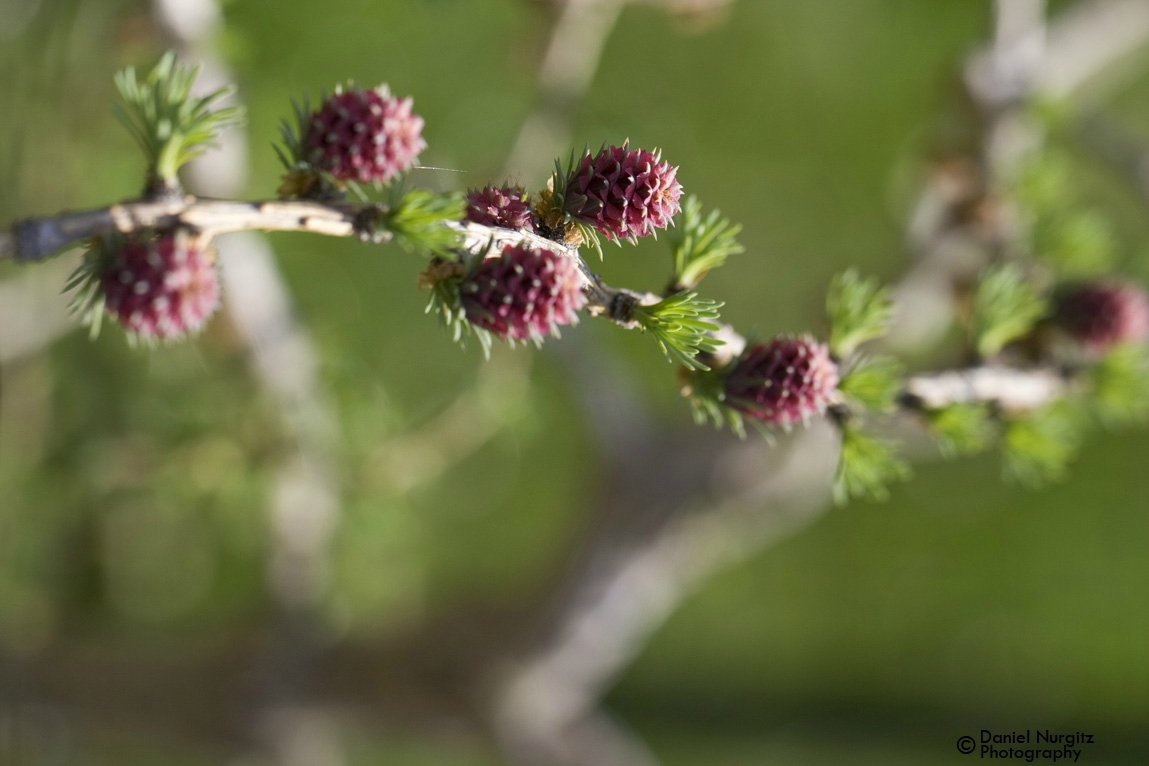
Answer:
[2,197,401,262]
[901,365,1068,412]
[0,188,1075,429]
[0,192,683,342]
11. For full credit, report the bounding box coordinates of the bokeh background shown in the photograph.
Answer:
[2,0,1149,763]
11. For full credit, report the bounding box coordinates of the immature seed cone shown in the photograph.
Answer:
[466,185,535,231]
[561,141,682,241]
[723,336,839,425]
[1054,280,1149,354]
[460,244,587,341]
[100,233,220,340]
[305,85,425,184]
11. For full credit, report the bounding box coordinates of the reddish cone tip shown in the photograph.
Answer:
[460,244,587,341]
[466,185,536,231]
[563,142,682,241]
[1055,280,1149,355]
[305,85,426,184]
[100,234,220,340]
[723,336,839,425]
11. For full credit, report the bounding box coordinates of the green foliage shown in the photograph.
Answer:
[834,422,910,504]
[273,93,334,201]
[381,190,465,255]
[549,148,604,259]
[826,269,894,359]
[65,242,109,341]
[573,219,605,261]
[666,195,744,290]
[275,93,312,171]
[1035,210,1117,279]
[1016,149,1122,282]
[631,292,724,371]
[1088,343,1149,425]
[113,51,244,193]
[925,403,996,457]
[837,355,903,414]
[1002,401,1084,487]
[422,255,494,359]
[970,264,1049,358]
[684,366,746,436]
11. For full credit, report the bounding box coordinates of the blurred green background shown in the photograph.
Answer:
[2,0,1148,763]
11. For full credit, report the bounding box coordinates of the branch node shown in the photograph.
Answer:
[351,205,383,243]
[609,290,641,327]
[143,176,185,203]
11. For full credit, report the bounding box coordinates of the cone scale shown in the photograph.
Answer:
[723,337,839,425]
[304,85,426,184]
[99,233,220,340]
[560,142,682,242]
[466,185,535,231]
[459,244,587,341]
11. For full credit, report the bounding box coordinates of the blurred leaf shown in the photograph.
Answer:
[834,423,910,504]
[971,264,1048,358]
[1089,343,1149,426]
[925,402,996,457]
[838,354,903,414]
[1002,401,1084,487]
[827,269,894,359]
[1035,210,1117,279]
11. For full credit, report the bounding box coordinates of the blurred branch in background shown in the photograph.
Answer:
[505,0,732,180]
[488,419,840,766]
[487,1,835,764]
[503,0,624,180]
[1036,0,1149,102]
[152,0,346,763]
[893,0,1149,354]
